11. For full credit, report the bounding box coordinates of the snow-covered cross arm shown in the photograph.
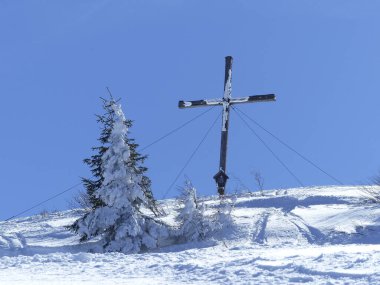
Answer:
[178,56,276,196]
[178,94,275,109]
[229,94,275,104]
[178,98,224,108]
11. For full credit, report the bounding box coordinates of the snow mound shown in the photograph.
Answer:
[1,185,380,284]
[0,233,26,252]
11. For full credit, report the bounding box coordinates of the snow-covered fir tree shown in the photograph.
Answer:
[80,97,159,214]
[176,181,212,242]
[71,99,167,253]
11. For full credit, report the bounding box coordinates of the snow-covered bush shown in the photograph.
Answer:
[175,182,213,242]
[70,99,168,253]
[359,173,380,204]
[361,186,380,204]
[68,190,92,211]
[213,195,235,231]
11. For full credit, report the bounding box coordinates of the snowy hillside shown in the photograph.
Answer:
[1,186,380,284]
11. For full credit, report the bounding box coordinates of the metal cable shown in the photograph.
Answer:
[232,107,304,187]
[141,107,215,151]
[4,182,82,221]
[3,108,217,221]
[233,106,344,185]
[162,110,222,199]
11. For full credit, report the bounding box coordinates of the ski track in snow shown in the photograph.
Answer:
[1,186,380,284]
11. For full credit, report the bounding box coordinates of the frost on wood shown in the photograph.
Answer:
[72,100,168,253]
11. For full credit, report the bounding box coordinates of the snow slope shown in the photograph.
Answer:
[1,186,380,284]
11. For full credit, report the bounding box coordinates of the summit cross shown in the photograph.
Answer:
[178,56,276,196]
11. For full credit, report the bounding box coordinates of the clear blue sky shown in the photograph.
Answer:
[1,1,380,220]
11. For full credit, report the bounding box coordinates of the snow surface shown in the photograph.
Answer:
[2,186,380,284]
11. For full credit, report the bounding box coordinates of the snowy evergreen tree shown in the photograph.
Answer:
[176,182,212,242]
[79,97,159,214]
[71,99,167,253]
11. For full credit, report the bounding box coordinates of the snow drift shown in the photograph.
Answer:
[1,186,380,284]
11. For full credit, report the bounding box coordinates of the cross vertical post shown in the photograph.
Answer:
[214,56,233,195]
[178,56,276,196]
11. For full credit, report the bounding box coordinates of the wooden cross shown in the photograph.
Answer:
[178,56,276,195]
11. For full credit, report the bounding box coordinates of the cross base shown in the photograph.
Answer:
[213,170,229,195]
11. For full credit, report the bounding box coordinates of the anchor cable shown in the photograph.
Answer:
[3,108,217,221]
[233,106,344,185]
[4,182,82,221]
[232,106,304,187]
[162,110,222,199]
[140,107,215,151]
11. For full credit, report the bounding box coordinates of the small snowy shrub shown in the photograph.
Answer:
[70,98,168,253]
[68,190,92,211]
[39,209,50,218]
[213,195,235,231]
[175,182,213,242]
[254,171,265,196]
[361,186,380,204]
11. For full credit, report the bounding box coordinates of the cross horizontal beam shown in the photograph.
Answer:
[178,94,275,109]
[230,94,276,105]
[178,99,222,108]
